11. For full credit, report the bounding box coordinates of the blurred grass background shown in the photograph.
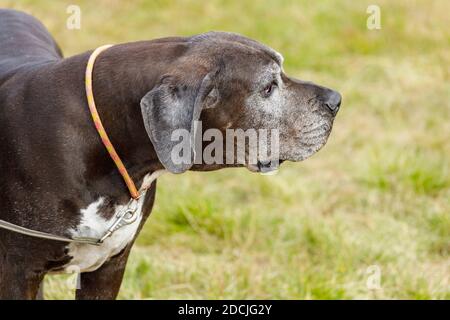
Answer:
[1,0,448,299]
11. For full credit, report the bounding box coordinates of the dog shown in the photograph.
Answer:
[0,9,341,299]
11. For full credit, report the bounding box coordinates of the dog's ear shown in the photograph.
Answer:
[140,72,219,173]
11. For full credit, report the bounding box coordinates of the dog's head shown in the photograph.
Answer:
[141,32,341,173]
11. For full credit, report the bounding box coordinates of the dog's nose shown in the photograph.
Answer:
[324,90,341,114]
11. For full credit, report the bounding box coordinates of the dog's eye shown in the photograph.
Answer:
[262,81,277,98]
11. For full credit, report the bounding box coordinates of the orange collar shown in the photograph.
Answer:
[85,45,141,198]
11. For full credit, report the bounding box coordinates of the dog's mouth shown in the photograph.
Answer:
[277,118,334,163]
[247,159,285,174]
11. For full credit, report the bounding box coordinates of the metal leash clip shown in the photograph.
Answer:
[0,171,167,246]
[98,198,140,244]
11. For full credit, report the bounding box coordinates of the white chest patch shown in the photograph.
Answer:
[63,196,145,273]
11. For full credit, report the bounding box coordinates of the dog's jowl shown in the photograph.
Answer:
[0,9,340,299]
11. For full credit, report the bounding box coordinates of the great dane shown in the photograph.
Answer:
[0,9,341,299]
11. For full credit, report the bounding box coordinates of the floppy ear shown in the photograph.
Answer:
[140,72,218,173]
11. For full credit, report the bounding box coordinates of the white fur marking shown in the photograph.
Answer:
[64,196,145,273]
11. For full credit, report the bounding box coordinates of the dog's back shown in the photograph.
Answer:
[0,9,62,83]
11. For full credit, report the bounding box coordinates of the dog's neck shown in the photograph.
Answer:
[61,41,185,197]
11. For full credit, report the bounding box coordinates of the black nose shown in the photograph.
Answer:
[324,90,342,114]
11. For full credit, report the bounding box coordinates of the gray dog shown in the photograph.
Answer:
[0,9,341,299]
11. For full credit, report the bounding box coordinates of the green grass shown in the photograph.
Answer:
[2,0,448,299]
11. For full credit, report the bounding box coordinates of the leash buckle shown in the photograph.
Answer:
[98,198,140,244]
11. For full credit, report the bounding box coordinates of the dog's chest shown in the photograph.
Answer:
[62,197,144,273]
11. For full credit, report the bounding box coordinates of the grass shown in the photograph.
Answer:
[1,0,448,299]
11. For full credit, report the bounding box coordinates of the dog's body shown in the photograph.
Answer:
[0,9,341,299]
